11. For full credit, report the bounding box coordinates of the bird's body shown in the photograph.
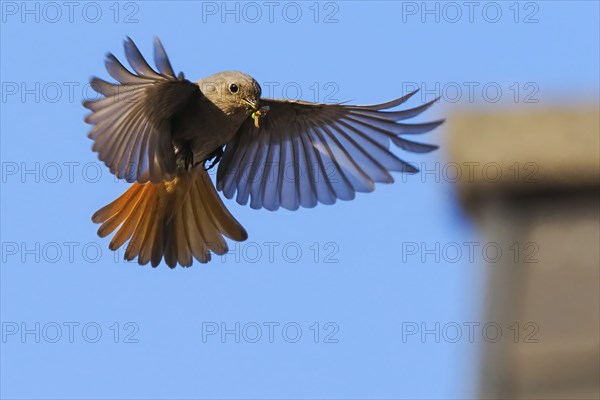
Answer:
[84,37,443,268]
[175,72,262,164]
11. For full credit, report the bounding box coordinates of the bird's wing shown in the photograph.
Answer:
[84,37,201,184]
[216,92,443,211]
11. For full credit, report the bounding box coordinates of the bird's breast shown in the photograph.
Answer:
[171,104,243,162]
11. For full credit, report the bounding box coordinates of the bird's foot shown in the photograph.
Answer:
[204,147,224,171]
[176,146,195,171]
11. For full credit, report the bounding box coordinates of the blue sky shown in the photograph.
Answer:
[1,1,598,399]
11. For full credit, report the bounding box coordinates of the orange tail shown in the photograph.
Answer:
[92,168,247,268]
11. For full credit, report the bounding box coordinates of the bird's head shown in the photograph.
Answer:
[198,71,262,117]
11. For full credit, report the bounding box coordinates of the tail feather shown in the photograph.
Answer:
[93,183,143,228]
[134,190,161,265]
[109,184,153,250]
[184,197,212,262]
[125,186,158,261]
[192,182,228,254]
[203,181,248,241]
[92,168,247,268]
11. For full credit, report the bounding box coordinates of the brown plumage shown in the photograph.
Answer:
[92,168,247,267]
[84,37,443,268]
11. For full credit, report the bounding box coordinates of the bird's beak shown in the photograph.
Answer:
[242,98,259,111]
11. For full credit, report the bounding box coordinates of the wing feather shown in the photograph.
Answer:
[217,93,442,210]
[84,37,200,183]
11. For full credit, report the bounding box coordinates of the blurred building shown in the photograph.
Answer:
[449,107,600,399]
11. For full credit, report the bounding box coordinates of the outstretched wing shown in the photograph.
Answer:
[216,92,443,211]
[83,37,201,183]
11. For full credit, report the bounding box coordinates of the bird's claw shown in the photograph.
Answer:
[176,146,196,171]
[204,147,224,171]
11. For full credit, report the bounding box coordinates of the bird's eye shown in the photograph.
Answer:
[229,83,239,94]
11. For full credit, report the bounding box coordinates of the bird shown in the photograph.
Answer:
[84,37,444,268]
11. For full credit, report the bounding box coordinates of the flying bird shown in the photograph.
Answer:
[84,37,443,268]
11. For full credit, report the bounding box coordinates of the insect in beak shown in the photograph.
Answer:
[251,105,270,129]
